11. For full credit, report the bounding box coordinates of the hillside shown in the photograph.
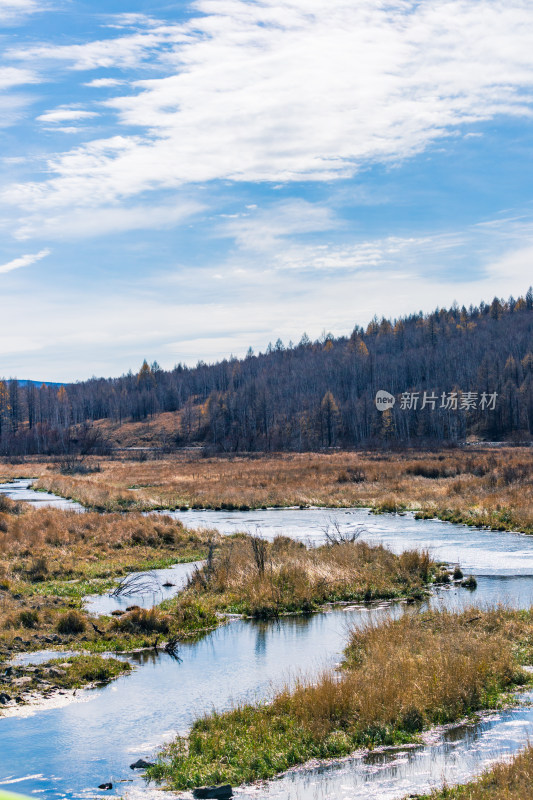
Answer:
[1,290,532,455]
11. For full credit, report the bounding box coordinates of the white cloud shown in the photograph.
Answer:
[14,200,204,240]
[0,0,40,23]
[0,248,50,274]
[6,0,533,218]
[37,107,99,123]
[10,25,185,70]
[42,126,89,134]
[1,227,531,380]
[220,200,338,250]
[104,13,161,30]
[84,78,126,88]
[0,66,39,89]
[0,93,35,127]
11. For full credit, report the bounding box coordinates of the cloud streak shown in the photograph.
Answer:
[37,107,98,123]
[0,248,50,274]
[13,200,204,240]
[0,66,39,89]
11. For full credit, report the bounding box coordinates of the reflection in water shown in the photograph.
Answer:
[236,698,533,800]
[84,562,203,615]
[1,588,532,800]
[1,488,533,800]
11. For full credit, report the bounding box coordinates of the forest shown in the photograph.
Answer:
[1,289,532,455]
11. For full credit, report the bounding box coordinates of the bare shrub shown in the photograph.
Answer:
[113,607,170,635]
[26,556,49,582]
[18,609,39,629]
[322,516,363,545]
[250,535,267,575]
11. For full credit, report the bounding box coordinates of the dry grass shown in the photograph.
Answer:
[417,745,533,799]
[2,447,530,532]
[0,506,210,581]
[184,536,434,616]
[0,505,215,657]
[148,607,533,789]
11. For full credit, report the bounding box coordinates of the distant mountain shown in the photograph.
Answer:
[9,380,63,387]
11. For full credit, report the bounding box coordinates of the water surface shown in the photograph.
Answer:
[84,562,203,615]
[0,479,84,512]
[170,506,533,576]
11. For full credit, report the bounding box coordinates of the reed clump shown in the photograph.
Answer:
[181,536,433,617]
[0,507,211,586]
[148,607,533,789]
[0,504,215,660]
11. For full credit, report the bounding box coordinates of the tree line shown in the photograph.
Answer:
[1,289,532,455]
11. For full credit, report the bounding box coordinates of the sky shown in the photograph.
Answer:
[1,0,533,382]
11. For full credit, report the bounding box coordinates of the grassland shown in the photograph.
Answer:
[414,745,533,799]
[147,607,533,789]
[2,447,531,533]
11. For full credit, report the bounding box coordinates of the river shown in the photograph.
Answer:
[1,483,532,800]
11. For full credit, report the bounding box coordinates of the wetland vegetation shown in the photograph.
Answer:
[147,607,533,789]
[1,446,532,532]
[0,495,441,707]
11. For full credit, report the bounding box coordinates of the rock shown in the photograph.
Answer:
[0,692,11,704]
[12,676,32,686]
[98,783,113,790]
[129,759,155,770]
[192,786,233,799]
[47,668,65,679]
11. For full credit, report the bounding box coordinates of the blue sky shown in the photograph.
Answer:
[2,0,533,381]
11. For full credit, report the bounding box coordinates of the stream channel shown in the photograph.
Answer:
[1,480,533,800]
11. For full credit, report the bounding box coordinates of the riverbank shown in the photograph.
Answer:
[1,448,530,533]
[415,744,533,799]
[0,654,130,714]
[147,607,533,789]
